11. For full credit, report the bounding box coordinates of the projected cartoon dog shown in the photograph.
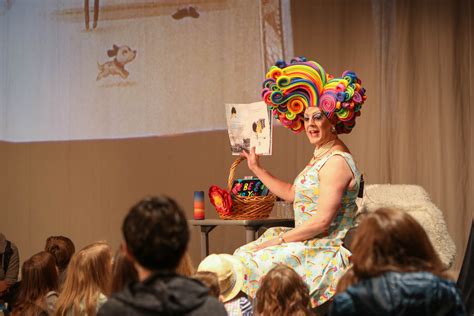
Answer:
[97,45,137,81]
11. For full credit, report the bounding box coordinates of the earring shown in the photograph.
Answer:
[331,126,336,134]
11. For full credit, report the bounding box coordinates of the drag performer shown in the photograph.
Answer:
[234,57,367,307]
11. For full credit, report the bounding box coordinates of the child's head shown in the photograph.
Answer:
[56,241,112,316]
[193,271,221,299]
[45,235,75,272]
[337,207,446,292]
[197,253,244,303]
[12,251,58,316]
[353,208,444,275]
[256,264,311,316]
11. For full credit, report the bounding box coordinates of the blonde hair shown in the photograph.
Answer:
[256,264,311,316]
[56,241,112,316]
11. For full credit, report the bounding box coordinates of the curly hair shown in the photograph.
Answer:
[122,196,189,271]
[336,207,448,293]
[256,264,312,316]
[262,57,367,134]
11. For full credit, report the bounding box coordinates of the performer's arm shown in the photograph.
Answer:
[241,147,295,202]
[254,156,353,250]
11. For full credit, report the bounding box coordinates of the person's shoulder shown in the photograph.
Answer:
[318,151,354,179]
[97,296,127,316]
[189,295,227,316]
[8,241,19,257]
[329,292,357,316]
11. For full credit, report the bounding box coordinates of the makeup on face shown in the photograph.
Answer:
[303,111,325,124]
[303,107,335,147]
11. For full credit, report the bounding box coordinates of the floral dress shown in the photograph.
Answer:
[233,151,361,307]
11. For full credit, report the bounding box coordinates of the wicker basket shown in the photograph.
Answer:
[218,157,276,220]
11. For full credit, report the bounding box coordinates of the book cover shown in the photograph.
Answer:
[231,178,269,197]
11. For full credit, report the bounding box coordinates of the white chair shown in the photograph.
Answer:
[352,184,456,268]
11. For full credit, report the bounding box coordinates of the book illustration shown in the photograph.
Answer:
[225,101,273,155]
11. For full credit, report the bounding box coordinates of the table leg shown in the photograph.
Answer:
[199,225,216,259]
[245,226,259,243]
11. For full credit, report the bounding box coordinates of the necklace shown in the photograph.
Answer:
[313,139,336,160]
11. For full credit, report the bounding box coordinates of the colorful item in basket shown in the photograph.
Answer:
[261,57,367,134]
[193,191,205,220]
[208,185,233,216]
[231,177,269,197]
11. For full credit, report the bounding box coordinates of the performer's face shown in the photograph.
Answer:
[303,107,333,146]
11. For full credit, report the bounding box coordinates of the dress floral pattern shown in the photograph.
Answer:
[233,151,361,307]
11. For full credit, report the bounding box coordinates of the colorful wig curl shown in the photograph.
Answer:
[261,57,367,134]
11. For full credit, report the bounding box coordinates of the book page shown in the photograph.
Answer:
[225,101,273,155]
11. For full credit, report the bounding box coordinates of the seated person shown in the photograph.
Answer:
[98,196,226,316]
[198,254,253,316]
[56,241,112,316]
[234,57,367,307]
[255,264,312,316]
[11,251,58,316]
[45,235,75,289]
[330,207,466,316]
[0,233,20,307]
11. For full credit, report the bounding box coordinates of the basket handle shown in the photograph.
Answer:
[227,156,246,191]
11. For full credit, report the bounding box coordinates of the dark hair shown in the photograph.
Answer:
[193,271,221,298]
[45,235,75,271]
[122,196,190,270]
[111,249,138,293]
[337,207,447,292]
[256,264,311,316]
[12,251,58,316]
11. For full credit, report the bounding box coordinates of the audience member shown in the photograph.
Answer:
[98,196,226,316]
[110,249,138,294]
[56,241,112,316]
[198,253,253,316]
[255,264,312,316]
[0,233,20,307]
[193,271,221,300]
[176,251,196,276]
[330,207,466,316]
[11,251,58,316]
[45,235,75,288]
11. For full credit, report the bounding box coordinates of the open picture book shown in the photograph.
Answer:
[225,101,273,155]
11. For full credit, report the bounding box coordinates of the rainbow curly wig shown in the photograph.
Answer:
[262,57,367,134]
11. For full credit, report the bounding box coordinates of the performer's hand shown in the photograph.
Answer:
[241,147,261,173]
